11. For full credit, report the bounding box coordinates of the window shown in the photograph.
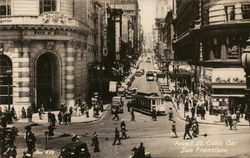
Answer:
[0,55,12,105]
[242,4,250,19]
[0,0,11,15]
[225,5,235,21]
[40,0,56,14]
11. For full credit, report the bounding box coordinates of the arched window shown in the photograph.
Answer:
[40,0,56,14]
[0,55,12,104]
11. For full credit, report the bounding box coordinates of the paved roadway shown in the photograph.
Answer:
[12,54,250,158]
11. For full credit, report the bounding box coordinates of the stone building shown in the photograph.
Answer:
[201,0,249,110]
[173,0,249,110]
[0,0,103,115]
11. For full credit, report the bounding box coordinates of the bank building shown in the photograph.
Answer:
[0,0,102,116]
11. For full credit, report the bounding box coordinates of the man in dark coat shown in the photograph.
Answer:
[137,142,145,158]
[47,110,52,123]
[152,108,157,121]
[112,107,119,121]
[91,132,100,152]
[58,111,62,125]
[201,106,206,120]
[183,123,192,140]
[127,101,131,112]
[50,113,57,127]
[25,126,36,154]
[112,128,121,145]
[191,106,195,119]
[130,108,135,121]
[48,124,55,139]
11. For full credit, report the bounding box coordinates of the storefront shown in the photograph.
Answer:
[168,61,194,89]
[203,68,246,111]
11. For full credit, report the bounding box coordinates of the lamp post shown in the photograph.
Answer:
[241,38,250,115]
[6,69,12,111]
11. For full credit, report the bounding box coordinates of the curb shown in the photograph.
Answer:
[80,104,111,124]
[170,100,250,126]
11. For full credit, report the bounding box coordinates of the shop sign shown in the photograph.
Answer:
[172,61,187,65]
[227,45,239,59]
[0,19,12,24]
[109,81,117,92]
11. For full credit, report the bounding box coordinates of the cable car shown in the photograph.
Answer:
[131,92,166,115]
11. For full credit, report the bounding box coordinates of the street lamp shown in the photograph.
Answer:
[241,38,250,106]
[6,69,12,111]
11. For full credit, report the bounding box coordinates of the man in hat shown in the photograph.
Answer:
[183,122,192,140]
[92,132,100,152]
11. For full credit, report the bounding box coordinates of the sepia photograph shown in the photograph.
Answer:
[0,0,250,157]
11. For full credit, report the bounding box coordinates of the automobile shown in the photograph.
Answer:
[58,142,90,158]
[111,96,124,113]
[135,70,142,77]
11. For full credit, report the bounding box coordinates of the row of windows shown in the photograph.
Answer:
[204,4,250,24]
[0,0,56,16]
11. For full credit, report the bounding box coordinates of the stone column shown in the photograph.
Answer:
[74,47,82,98]
[81,48,88,99]
[12,41,31,116]
[65,41,75,102]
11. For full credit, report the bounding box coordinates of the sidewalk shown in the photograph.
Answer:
[16,104,110,124]
[159,81,250,126]
[171,97,250,126]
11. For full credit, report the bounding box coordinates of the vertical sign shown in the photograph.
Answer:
[115,15,120,60]
[103,2,108,56]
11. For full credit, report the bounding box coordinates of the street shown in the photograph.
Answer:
[11,56,250,158]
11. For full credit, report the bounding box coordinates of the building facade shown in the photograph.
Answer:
[173,0,249,110]
[201,0,249,110]
[108,0,139,56]
[0,0,102,115]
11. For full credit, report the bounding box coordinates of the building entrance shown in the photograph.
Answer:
[36,52,60,111]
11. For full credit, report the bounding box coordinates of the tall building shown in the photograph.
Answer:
[173,0,249,111]
[154,0,171,68]
[0,0,103,115]
[172,0,200,90]
[107,0,139,55]
[201,0,248,110]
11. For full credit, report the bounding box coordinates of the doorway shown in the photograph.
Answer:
[36,52,60,110]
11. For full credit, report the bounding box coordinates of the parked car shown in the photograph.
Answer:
[135,70,142,77]
[58,142,90,158]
